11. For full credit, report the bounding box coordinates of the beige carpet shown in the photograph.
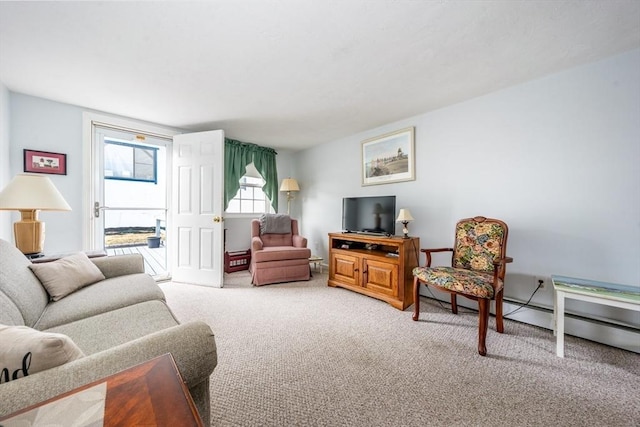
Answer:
[161,272,639,427]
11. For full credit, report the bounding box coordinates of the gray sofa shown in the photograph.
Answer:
[0,238,217,424]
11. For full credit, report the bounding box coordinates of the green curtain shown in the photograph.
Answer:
[224,138,278,212]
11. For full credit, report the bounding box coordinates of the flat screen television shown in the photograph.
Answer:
[342,195,396,236]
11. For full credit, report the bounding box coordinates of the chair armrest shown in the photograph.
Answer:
[91,254,145,279]
[491,256,514,285]
[251,236,264,252]
[497,257,514,264]
[292,235,307,248]
[420,248,453,267]
[0,321,217,417]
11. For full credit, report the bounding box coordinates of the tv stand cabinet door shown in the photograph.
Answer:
[330,252,361,287]
[362,258,398,297]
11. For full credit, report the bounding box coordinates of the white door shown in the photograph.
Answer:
[170,130,225,287]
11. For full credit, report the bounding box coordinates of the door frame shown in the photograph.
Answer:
[82,112,180,252]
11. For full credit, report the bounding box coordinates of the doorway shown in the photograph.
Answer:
[91,124,171,280]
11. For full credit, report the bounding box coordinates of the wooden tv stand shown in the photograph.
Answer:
[328,233,420,310]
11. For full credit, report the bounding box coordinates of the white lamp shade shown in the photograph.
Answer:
[280,178,300,192]
[396,208,414,222]
[0,174,71,211]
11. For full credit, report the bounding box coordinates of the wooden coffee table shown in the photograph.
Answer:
[0,353,203,426]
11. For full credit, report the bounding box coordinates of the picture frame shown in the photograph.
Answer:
[23,149,67,175]
[362,127,415,186]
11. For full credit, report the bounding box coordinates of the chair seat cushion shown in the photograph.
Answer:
[413,266,502,299]
[253,246,311,263]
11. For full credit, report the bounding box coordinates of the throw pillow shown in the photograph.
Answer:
[29,252,106,301]
[0,324,85,383]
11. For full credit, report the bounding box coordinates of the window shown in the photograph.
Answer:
[104,139,158,183]
[226,175,272,214]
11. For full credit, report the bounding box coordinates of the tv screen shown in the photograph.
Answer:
[342,196,396,236]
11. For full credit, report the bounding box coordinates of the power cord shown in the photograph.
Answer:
[503,280,544,317]
[417,270,544,316]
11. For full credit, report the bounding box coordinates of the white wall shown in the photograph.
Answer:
[295,49,640,344]
[9,94,88,253]
[0,82,10,240]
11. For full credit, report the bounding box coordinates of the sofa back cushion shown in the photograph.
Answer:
[0,239,49,327]
[0,290,24,326]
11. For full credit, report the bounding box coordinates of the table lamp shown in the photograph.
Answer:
[396,208,414,238]
[279,178,300,215]
[0,173,71,256]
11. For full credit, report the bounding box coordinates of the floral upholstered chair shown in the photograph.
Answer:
[412,216,513,356]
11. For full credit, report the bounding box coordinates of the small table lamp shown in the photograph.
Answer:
[0,174,71,256]
[396,209,414,239]
[279,178,300,215]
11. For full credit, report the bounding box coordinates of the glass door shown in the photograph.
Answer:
[93,125,170,280]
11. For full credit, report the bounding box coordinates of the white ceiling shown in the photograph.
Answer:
[1,1,639,151]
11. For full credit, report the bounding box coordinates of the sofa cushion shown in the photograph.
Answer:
[0,239,49,327]
[0,324,84,382]
[0,290,24,326]
[45,300,179,355]
[29,253,106,301]
[253,246,311,263]
[34,273,165,330]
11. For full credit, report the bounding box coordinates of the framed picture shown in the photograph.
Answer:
[362,127,415,186]
[23,149,67,175]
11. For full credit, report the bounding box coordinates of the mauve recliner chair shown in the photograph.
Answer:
[250,217,311,286]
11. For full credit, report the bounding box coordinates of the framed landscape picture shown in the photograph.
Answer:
[361,127,415,186]
[24,149,67,175]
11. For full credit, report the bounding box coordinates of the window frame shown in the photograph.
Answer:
[225,175,273,215]
[104,140,159,184]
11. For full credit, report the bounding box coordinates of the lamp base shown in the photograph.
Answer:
[402,221,410,239]
[14,210,45,255]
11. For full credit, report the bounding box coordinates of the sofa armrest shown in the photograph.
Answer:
[91,254,145,278]
[0,321,217,417]
[292,235,308,248]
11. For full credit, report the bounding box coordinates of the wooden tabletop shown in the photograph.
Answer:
[0,353,203,426]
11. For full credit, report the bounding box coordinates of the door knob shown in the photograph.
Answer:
[213,216,224,223]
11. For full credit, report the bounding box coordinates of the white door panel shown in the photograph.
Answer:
[170,130,224,287]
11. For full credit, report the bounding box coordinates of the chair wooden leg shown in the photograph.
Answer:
[478,298,489,356]
[450,294,458,314]
[495,289,504,333]
[412,277,420,321]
